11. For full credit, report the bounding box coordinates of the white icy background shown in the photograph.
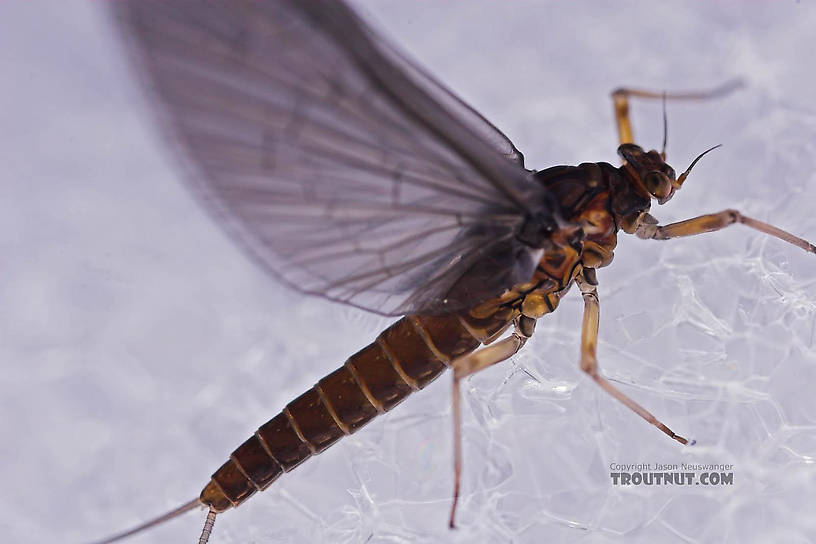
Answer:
[2,1,816,543]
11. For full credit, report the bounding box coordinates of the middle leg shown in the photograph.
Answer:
[577,268,691,445]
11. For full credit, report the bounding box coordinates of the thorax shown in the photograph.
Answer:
[534,161,650,269]
[530,160,651,292]
[456,162,651,344]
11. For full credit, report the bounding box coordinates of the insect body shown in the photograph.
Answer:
[96,1,816,542]
[197,151,697,519]
[198,183,581,513]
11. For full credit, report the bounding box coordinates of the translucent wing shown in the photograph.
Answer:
[381,38,527,167]
[111,0,561,315]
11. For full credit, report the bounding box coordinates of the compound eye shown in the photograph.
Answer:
[662,165,676,180]
[644,171,673,203]
[617,143,644,164]
[646,149,663,162]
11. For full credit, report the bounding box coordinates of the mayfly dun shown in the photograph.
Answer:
[86,1,816,542]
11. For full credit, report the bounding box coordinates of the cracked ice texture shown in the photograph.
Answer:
[1,1,815,543]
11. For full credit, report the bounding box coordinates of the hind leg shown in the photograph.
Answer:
[447,316,535,528]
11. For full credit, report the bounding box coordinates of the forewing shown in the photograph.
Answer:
[111,0,560,315]
[376,33,527,167]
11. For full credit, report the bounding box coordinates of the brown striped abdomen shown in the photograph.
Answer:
[199,313,496,512]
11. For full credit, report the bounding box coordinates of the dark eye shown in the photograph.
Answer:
[662,165,676,180]
[644,171,672,202]
[617,143,644,165]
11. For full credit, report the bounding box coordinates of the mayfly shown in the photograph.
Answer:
[95,1,816,542]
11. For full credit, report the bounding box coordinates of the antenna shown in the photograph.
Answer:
[675,144,722,188]
[660,91,668,159]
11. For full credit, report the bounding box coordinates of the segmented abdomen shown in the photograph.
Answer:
[199,313,505,512]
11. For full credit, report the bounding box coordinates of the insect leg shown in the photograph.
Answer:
[448,316,535,529]
[611,80,743,146]
[577,268,691,445]
[636,210,816,255]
